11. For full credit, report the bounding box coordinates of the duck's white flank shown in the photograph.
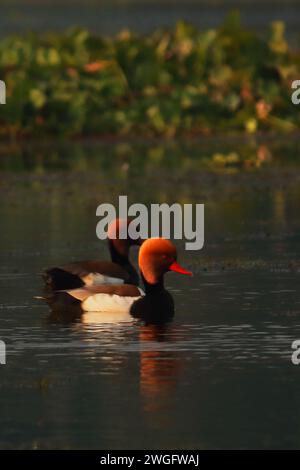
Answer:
[81,288,145,312]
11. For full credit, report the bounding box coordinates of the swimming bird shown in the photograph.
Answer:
[56,238,192,321]
[42,218,141,290]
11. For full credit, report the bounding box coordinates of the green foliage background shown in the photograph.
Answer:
[0,12,299,138]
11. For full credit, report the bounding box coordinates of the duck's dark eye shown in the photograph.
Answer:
[162,254,173,265]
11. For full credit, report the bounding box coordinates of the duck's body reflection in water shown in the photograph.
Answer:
[138,323,182,429]
[46,293,181,430]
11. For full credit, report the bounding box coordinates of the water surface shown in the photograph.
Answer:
[1,1,299,41]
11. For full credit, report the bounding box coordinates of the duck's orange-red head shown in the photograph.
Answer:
[139,238,192,284]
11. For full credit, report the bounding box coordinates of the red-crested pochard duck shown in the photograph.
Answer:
[42,218,141,290]
[55,238,192,320]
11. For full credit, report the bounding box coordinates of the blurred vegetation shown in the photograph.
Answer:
[0,12,299,139]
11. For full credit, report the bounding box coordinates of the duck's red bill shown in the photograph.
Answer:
[169,261,192,276]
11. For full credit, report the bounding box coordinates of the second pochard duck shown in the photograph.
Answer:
[42,218,141,290]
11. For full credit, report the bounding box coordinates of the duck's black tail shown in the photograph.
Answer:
[38,289,83,323]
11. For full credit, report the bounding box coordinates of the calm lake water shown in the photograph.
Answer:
[0,1,299,44]
[1,138,300,449]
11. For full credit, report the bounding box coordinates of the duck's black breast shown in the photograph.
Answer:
[130,289,174,323]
